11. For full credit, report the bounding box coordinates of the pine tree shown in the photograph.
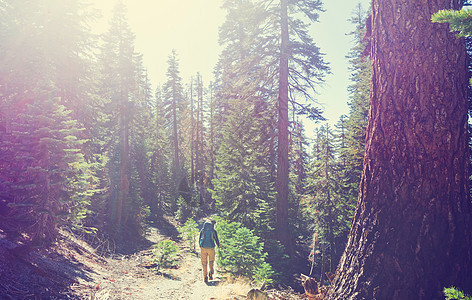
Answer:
[162,50,190,211]
[0,0,97,241]
[130,65,155,232]
[432,8,472,37]
[213,0,275,229]
[211,96,276,236]
[215,0,329,256]
[207,82,217,199]
[305,124,348,283]
[149,85,173,217]
[96,1,146,237]
[333,4,371,236]
[0,0,95,128]
[287,118,312,240]
[193,73,209,206]
[0,97,95,243]
[266,0,330,252]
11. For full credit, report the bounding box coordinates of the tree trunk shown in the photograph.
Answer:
[196,74,204,188]
[276,0,291,253]
[190,80,195,185]
[327,0,472,299]
[196,77,201,187]
[172,87,180,173]
[117,89,130,233]
[320,242,326,285]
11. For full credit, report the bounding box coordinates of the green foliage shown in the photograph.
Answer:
[95,1,154,237]
[298,5,370,276]
[444,287,472,300]
[432,9,472,37]
[303,122,358,278]
[178,219,199,252]
[431,8,472,86]
[152,240,180,271]
[263,239,290,284]
[342,3,371,205]
[148,85,174,218]
[253,262,274,286]
[210,97,276,236]
[174,196,187,222]
[213,217,274,285]
[1,97,96,243]
[163,50,186,178]
[174,184,199,223]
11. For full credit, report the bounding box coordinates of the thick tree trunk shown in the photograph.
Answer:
[327,0,472,299]
[276,0,291,253]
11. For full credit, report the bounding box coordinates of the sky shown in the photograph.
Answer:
[92,0,371,131]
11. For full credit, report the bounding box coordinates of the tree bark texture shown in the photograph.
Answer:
[276,0,291,253]
[327,0,472,299]
[117,90,130,232]
[190,81,195,185]
[172,86,180,172]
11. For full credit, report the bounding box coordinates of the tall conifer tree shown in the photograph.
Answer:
[1,97,94,242]
[162,50,189,209]
[269,0,329,252]
[97,1,144,237]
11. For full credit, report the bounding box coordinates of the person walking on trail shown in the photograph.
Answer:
[199,220,220,283]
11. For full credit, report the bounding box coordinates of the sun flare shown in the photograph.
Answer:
[91,0,225,85]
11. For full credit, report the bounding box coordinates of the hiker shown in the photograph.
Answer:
[199,219,220,282]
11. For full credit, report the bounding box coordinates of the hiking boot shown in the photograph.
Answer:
[209,272,213,280]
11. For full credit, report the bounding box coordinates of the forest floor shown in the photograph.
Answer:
[0,217,309,299]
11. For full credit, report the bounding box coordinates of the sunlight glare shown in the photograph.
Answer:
[91,0,225,86]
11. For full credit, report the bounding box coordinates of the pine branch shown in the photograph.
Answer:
[432,9,472,37]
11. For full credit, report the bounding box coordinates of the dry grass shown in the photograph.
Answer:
[212,275,253,299]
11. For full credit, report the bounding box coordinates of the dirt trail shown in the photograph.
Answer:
[1,222,310,299]
[0,222,252,299]
[70,226,251,300]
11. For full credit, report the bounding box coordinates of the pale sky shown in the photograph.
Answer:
[92,0,371,130]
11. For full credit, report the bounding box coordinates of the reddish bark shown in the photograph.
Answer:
[327,0,472,299]
[276,0,291,252]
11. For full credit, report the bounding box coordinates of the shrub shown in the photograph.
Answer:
[153,240,179,271]
[444,287,472,300]
[263,239,290,283]
[174,196,189,223]
[214,217,274,285]
[178,219,199,252]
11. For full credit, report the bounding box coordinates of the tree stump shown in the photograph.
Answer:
[247,288,268,300]
[301,274,318,296]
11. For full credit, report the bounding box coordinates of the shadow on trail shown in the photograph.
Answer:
[113,216,181,255]
[154,216,181,239]
[157,271,181,281]
[205,280,220,287]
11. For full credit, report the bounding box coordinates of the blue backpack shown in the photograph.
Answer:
[200,222,216,248]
